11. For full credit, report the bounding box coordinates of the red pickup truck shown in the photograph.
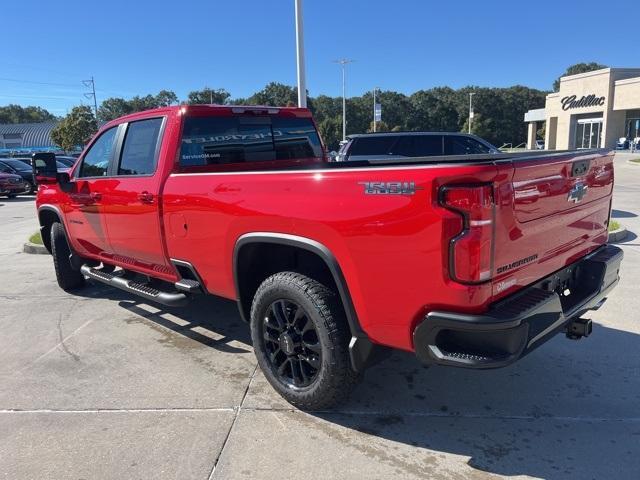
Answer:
[33,105,623,409]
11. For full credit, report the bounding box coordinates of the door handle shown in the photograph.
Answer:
[138,191,154,204]
[90,192,102,201]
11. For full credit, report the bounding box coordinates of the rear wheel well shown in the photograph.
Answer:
[235,242,340,324]
[38,209,60,254]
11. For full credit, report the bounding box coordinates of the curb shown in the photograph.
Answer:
[23,242,48,255]
[608,227,628,243]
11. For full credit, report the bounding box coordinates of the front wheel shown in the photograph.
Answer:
[50,222,85,291]
[250,272,359,410]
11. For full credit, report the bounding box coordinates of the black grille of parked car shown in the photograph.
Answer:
[9,177,22,184]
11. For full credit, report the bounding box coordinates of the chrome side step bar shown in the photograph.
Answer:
[80,265,191,307]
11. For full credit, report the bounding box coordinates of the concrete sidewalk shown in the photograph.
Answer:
[1,155,639,479]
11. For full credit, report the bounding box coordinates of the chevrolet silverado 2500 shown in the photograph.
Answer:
[33,105,623,409]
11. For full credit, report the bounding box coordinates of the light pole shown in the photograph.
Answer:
[333,59,354,141]
[294,0,307,108]
[468,92,475,134]
[373,87,378,132]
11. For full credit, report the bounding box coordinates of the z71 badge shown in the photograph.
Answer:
[358,181,422,195]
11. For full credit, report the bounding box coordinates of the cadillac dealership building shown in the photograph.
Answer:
[524,67,640,150]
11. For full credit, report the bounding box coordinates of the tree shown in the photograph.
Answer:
[98,90,179,121]
[187,87,231,105]
[317,117,342,151]
[367,120,390,133]
[408,88,459,131]
[97,97,132,122]
[0,104,57,124]
[155,90,178,107]
[247,82,298,106]
[50,106,97,151]
[553,62,607,91]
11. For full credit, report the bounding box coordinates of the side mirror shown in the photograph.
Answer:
[32,152,58,185]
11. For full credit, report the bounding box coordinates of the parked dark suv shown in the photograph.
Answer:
[335,132,500,162]
[0,159,36,194]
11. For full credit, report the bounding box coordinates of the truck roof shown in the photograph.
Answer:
[101,105,313,131]
[347,131,485,138]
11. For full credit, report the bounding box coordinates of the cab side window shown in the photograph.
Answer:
[78,127,118,177]
[118,118,163,175]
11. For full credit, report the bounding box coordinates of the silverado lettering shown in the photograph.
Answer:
[33,105,623,410]
[497,254,539,274]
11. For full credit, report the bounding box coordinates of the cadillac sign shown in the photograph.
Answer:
[561,94,605,111]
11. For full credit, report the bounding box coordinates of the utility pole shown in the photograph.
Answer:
[294,0,307,108]
[83,76,98,119]
[333,59,354,141]
[468,92,475,134]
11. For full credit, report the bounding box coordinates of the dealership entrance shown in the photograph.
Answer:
[524,67,640,150]
[575,118,603,149]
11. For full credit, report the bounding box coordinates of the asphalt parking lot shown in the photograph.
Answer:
[1,154,639,480]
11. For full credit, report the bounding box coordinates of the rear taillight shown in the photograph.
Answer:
[440,184,495,284]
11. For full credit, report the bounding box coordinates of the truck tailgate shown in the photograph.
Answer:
[492,150,614,298]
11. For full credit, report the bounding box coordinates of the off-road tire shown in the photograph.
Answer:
[50,222,85,291]
[250,272,359,410]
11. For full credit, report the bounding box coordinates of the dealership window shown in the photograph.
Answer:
[625,110,640,140]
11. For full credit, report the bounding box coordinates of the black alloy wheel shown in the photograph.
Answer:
[250,272,359,410]
[262,299,322,388]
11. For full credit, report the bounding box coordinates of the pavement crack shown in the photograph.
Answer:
[18,316,93,373]
[57,305,81,362]
[208,364,258,480]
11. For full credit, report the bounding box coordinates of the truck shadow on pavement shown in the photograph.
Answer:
[316,323,640,479]
[611,208,638,219]
[78,283,252,354]
[75,282,640,479]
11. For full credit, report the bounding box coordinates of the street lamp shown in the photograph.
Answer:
[333,59,354,141]
[468,92,475,134]
[373,87,380,132]
[294,0,307,108]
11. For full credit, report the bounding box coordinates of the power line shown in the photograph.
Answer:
[0,77,81,88]
[0,93,85,100]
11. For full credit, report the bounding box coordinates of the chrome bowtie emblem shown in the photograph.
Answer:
[568,182,588,203]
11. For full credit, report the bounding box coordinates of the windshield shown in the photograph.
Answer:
[56,157,76,166]
[1,159,31,171]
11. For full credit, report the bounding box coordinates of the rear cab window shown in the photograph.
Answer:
[444,136,491,155]
[391,135,443,157]
[118,118,163,175]
[348,135,444,159]
[179,113,323,172]
[348,136,397,157]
